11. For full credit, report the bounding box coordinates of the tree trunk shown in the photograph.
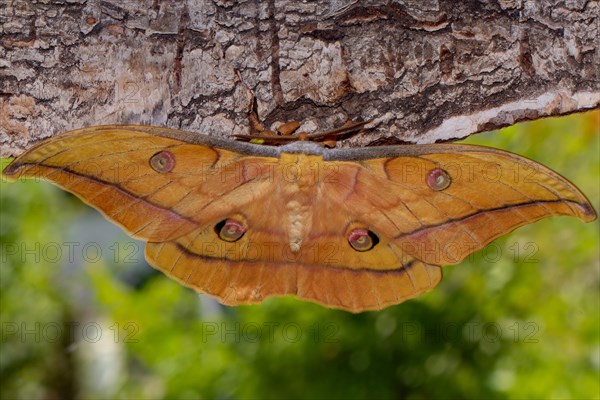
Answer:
[1,0,598,156]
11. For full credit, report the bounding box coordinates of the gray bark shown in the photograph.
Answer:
[1,0,599,156]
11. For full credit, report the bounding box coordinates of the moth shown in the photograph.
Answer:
[2,125,596,312]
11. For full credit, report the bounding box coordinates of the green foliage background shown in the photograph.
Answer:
[1,112,598,399]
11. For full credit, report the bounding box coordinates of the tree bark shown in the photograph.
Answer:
[1,0,598,156]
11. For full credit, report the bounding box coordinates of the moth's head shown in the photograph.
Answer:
[279,141,327,155]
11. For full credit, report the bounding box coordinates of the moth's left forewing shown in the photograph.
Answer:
[2,126,283,242]
[3,127,201,241]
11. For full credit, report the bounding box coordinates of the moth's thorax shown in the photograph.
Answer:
[279,152,324,253]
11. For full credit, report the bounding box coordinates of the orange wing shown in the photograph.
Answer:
[3,126,596,312]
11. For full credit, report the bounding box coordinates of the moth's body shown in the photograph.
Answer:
[277,143,334,257]
[279,152,318,253]
[3,125,596,312]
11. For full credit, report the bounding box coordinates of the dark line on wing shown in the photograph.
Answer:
[20,164,198,225]
[395,199,586,239]
[170,241,416,275]
[17,159,259,225]
[112,180,175,219]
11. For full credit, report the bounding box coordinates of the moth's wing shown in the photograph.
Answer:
[311,144,596,274]
[2,125,279,242]
[350,146,595,265]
